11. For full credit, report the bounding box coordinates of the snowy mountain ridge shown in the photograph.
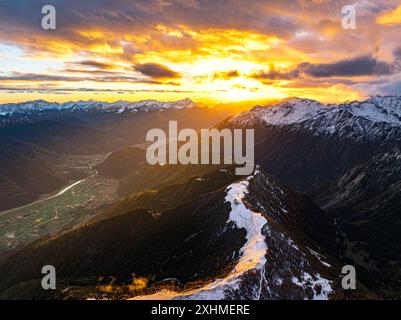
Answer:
[0,98,197,116]
[231,95,401,142]
[131,169,333,300]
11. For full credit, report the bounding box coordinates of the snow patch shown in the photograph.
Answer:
[291,272,333,300]
[131,177,268,300]
[308,248,332,268]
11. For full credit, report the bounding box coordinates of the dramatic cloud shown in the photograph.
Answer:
[0,74,82,82]
[251,68,300,81]
[393,47,401,59]
[356,75,401,96]
[213,70,240,80]
[0,72,164,84]
[134,63,181,79]
[65,69,118,75]
[251,55,399,82]
[0,0,400,103]
[298,56,396,77]
[376,4,401,25]
[75,60,118,70]
[378,79,401,95]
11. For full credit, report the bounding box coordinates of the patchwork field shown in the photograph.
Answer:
[0,155,119,259]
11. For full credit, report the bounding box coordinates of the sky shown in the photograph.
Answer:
[0,0,400,105]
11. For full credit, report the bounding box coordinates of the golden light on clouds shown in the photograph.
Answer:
[376,4,401,25]
[0,0,400,105]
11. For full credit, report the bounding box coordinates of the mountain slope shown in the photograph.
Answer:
[0,99,228,147]
[0,120,125,154]
[0,136,66,211]
[311,151,401,297]
[0,98,228,211]
[225,96,401,191]
[0,168,342,300]
[233,96,401,142]
[94,147,146,180]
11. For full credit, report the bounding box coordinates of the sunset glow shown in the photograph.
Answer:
[0,1,400,105]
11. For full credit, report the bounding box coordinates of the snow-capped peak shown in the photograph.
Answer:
[231,95,401,142]
[244,97,331,125]
[344,96,401,125]
[235,96,401,126]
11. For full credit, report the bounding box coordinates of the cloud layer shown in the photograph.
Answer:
[0,0,400,103]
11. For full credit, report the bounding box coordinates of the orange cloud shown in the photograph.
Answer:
[376,4,401,25]
[0,1,400,104]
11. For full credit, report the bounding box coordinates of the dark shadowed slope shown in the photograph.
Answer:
[0,168,348,300]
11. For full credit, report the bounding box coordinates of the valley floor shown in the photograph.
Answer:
[0,154,119,259]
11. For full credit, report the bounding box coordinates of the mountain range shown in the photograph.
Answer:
[226,96,401,190]
[0,98,198,116]
[0,95,400,299]
[0,99,228,211]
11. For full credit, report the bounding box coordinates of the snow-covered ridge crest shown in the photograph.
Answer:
[130,170,333,300]
[0,98,197,116]
[234,95,401,126]
[231,95,401,142]
[131,173,268,300]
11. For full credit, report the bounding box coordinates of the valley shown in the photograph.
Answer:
[0,96,400,300]
[0,153,119,259]
[2,0,401,306]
